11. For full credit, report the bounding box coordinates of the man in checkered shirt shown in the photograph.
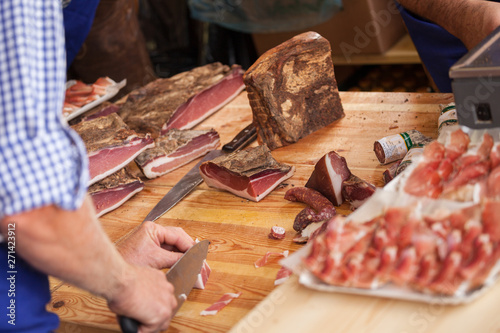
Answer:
[0,1,194,332]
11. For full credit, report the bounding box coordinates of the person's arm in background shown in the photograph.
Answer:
[397,0,500,49]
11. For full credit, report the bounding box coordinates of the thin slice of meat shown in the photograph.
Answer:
[119,63,244,138]
[89,168,144,217]
[162,66,245,132]
[193,261,212,290]
[200,292,242,316]
[72,113,155,185]
[136,129,220,179]
[254,250,289,268]
[342,174,376,209]
[305,151,351,206]
[199,145,295,202]
[274,266,293,285]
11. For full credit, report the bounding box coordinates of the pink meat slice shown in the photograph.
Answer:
[200,292,242,316]
[136,129,220,179]
[305,151,351,206]
[88,168,144,218]
[199,145,295,202]
[88,137,154,184]
[193,261,212,290]
[90,181,144,217]
[254,250,289,268]
[274,266,293,285]
[162,66,245,132]
[72,113,155,185]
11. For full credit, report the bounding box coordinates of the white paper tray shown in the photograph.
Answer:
[64,78,126,121]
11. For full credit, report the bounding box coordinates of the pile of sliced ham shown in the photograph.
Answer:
[400,128,497,201]
[304,200,500,296]
[64,77,118,118]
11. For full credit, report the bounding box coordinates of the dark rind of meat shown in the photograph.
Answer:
[305,151,351,206]
[243,31,344,150]
[83,103,121,121]
[285,187,336,231]
[89,167,144,217]
[135,128,219,167]
[88,167,141,194]
[206,145,290,177]
[71,113,144,153]
[118,63,239,138]
[383,161,401,184]
[341,174,376,208]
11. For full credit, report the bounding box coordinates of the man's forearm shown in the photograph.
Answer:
[398,0,500,49]
[0,196,132,301]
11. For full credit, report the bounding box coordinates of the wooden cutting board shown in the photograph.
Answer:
[50,91,455,332]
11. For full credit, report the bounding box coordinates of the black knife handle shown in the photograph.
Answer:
[222,123,257,153]
[118,315,140,333]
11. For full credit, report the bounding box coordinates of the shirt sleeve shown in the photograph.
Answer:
[0,0,89,218]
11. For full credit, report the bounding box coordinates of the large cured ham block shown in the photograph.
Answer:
[72,113,154,185]
[89,168,144,218]
[135,129,221,179]
[118,63,245,138]
[243,31,344,150]
[199,145,295,202]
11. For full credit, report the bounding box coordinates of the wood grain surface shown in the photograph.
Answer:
[50,91,454,332]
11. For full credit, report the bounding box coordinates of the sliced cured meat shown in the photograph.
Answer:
[254,250,289,268]
[303,203,500,295]
[89,168,144,218]
[200,292,242,316]
[72,113,155,185]
[284,187,336,232]
[244,31,344,150]
[305,151,351,206]
[162,67,245,132]
[135,129,220,179]
[119,63,244,138]
[274,266,293,286]
[199,145,295,202]
[193,261,212,290]
[269,226,286,240]
[342,174,376,209]
[83,103,121,121]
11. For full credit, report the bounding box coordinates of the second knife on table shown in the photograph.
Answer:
[142,123,257,223]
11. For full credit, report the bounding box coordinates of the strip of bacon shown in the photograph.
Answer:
[254,250,289,268]
[200,292,242,316]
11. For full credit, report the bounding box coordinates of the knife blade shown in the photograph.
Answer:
[118,239,210,333]
[142,123,257,223]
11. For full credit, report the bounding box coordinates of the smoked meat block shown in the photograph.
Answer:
[243,31,344,150]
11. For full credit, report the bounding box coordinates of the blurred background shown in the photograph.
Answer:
[68,0,434,96]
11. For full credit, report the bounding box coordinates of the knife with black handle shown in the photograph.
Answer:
[118,240,210,333]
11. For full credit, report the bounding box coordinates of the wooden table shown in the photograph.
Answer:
[50,91,456,332]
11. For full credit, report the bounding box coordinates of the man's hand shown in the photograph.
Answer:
[117,222,195,269]
[107,264,178,333]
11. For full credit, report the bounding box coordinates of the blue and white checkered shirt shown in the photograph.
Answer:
[0,0,88,221]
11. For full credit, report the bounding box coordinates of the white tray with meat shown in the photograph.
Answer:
[281,126,500,304]
[63,77,126,121]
